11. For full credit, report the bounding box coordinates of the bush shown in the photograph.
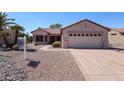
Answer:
[12,44,19,50]
[27,36,33,43]
[34,42,38,45]
[52,41,61,48]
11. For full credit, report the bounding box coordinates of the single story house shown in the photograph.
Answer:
[31,28,61,44]
[32,19,111,48]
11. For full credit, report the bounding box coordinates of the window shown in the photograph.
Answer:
[36,35,43,42]
[82,34,84,36]
[111,33,117,35]
[73,34,76,36]
[39,35,43,41]
[121,33,124,35]
[86,34,89,36]
[98,34,101,36]
[69,34,72,36]
[94,34,97,36]
[45,35,47,42]
[78,34,80,36]
[90,34,93,36]
[36,36,39,42]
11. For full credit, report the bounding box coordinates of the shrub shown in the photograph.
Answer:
[27,36,33,43]
[34,42,38,45]
[12,44,19,50]
[52,41,61,48]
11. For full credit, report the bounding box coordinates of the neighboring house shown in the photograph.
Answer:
[109,28,124,45]
[32,19,111,48]
[31,28,61,44]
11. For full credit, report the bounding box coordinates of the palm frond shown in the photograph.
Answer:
[0,31,10,38]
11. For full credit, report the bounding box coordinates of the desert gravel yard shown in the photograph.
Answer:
[0,44,85,81]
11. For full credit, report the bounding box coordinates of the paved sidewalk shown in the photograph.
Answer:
[40,45,69,51]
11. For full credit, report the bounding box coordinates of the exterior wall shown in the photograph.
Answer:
[32,30,61,45]
[102,30,109,48]
[109,30,124,45]
[62,21,109,48]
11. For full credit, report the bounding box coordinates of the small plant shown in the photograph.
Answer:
[52,41,61,48]
[12,44,19,50]
[34,42,38,45]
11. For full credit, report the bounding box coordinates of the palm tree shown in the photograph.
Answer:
[0,12,15,31]
[10,25,25,45]
[0,31,10,45]
[0,12,16,47]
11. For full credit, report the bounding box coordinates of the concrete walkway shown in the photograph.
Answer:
[70,49,124,81]
[40,45,69,51]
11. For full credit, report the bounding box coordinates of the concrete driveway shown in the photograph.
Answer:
[70,49,124,81]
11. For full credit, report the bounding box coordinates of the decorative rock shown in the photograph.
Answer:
[0,55,27,81]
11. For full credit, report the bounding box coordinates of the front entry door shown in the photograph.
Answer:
[49,36,61,44]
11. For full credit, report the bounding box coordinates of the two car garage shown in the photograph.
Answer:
[68,32,102,48]
[61,19,110,48]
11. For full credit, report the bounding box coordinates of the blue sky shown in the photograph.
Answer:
[7,12,124,34]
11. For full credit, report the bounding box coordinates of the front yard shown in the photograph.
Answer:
[0,44,85,81]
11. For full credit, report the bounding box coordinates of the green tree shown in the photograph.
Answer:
[0,31,10,45]
[25,32,33,43]
[0,12,16,47]
[0,12,25,49]
[49,23,62,29]
[0,12,15,31]
[10,25,25,45]
[25,32,29,39]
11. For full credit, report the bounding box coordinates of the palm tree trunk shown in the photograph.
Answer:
[3,36,14,49]
[14,30,19,44]
[3,36,9,46]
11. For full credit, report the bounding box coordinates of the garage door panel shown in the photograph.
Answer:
[68,33,102,48]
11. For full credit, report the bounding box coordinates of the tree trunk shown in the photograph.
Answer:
[3,36,11,48]
[14,30,19,44]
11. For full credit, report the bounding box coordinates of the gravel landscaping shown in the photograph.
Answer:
[0,55,27,81]
[26,50,85,80]
[0,44,85,81]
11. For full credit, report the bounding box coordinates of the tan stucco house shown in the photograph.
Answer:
[31,28,61,45]
[61,19,110,48]
[32,19,111,48]
[109,28,124,45]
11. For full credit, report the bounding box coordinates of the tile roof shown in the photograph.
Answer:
[61,19,111,31]
[41,28,60,35]
[31,28,61,35]
[112,28,124,33]
[116,28,124,33]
